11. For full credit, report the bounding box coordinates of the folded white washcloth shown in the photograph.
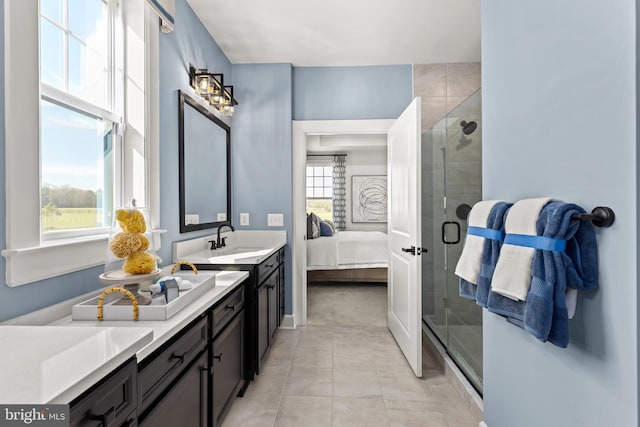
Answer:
[490,197,552,301]
[454,200,502,284]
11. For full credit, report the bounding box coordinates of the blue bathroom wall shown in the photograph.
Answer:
[230,64,293,312]
[293,65,413,120]
[482,1,637,426]
[158,0,232,265]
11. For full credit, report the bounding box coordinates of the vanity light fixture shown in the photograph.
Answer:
[189,66,238,117]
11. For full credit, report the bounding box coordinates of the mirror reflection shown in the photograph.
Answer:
[179,90,231,233]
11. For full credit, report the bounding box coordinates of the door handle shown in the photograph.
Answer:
[401,246,416,255]
[442,221,461,244]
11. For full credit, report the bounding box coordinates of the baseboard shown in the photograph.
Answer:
[422,324,484,423]
[279,314,295,329]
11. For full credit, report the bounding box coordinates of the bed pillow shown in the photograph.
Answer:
[307,212,321,239]
[323,219,336,234]
[319,220,334,237]
[306,213,315,239]
[311,213,321,238]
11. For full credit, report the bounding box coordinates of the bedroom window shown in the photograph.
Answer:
[306,165,333,221]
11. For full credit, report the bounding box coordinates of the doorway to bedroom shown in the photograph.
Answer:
[304,134,389,326]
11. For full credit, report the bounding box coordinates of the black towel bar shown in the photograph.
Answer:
[571,206,615,228]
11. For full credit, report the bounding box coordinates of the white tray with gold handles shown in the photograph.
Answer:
[72,267,217,321]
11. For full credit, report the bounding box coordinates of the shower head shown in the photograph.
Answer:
[460,120,477,135]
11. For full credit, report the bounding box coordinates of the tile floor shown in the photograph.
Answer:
[221,283,481,427]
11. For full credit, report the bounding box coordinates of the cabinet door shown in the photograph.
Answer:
[268,273,279,343]
[257,280,269,369]
[212,311,244,427]
[70,359,137,427]
[138,351,208,427]
[279,261,285,326]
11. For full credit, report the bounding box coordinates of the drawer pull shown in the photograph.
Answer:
[266,284,275,290]
[91,406,116,426]
[265,264,274,268]
[213,353,223,362]
[224,301,243,312]
[171,352,187,363]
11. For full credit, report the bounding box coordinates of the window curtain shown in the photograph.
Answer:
[332,155,347,230]
[146,0,175,32]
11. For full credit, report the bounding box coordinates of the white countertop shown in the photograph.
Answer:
[0,325,152,404]
[52,270,249,360]
[2,269,249,404]
[173,230,286,265]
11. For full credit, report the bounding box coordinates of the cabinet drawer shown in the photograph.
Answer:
[138,316,208,415]
[257,252,279,285]
[212,286,244,337]
[139,351,208,427]
[70,358,137,427]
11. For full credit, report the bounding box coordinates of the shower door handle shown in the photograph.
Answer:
[442,221,461,244]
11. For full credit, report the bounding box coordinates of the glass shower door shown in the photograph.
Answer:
[421,119,447,345]
[443,90,483,392]
[422,89,483,393]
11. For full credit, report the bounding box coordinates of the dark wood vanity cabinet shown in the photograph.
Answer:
[69,358,138,427]
[255,248,284,373]
[137,315,209,427]
[192,246,285,383]
[136,281,246,427]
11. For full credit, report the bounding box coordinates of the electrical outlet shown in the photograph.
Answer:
[267,213,284,227]
[217,213,227,221]
[240,213,250,226]
[185,214,200,225]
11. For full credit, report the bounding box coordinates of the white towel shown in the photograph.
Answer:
[490,197,552,301]
[454,200,502,284]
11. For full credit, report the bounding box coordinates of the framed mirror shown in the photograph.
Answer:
[178,90,231,233]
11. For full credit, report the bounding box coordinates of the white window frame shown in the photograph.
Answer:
[2,0,161,287]
[305,161,334,220]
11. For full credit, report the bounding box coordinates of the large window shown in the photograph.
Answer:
[2,0,161,286]
[306,165,333,221]
[39,0,119,238]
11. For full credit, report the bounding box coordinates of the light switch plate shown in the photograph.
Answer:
[240,213,250,226]
[267,213,284,227]
[217,213,227,221]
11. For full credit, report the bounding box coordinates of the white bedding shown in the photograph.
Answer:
[307,230,388,270]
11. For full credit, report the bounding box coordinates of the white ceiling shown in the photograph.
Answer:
[186,0,481,66]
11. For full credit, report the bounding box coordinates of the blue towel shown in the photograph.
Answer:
[523,201,599,348]
[459,278,478,300]
[459,202,513,301]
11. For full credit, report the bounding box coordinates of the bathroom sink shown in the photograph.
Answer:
[173,230,287,265]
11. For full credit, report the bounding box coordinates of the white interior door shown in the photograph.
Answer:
[387,97,422,377]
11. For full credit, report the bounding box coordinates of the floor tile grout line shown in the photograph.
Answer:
[270,330,299,427]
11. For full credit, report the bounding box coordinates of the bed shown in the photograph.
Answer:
[306,230,388,283]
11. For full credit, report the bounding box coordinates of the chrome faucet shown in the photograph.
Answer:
[209,224,235,250]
